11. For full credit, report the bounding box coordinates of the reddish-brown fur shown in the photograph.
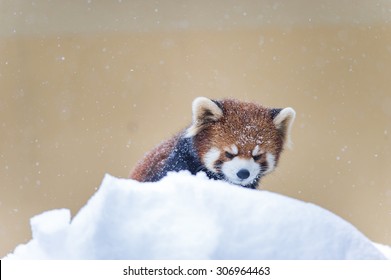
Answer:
[130,133,181,181]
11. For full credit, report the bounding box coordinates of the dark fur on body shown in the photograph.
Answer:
[130,133,228,184]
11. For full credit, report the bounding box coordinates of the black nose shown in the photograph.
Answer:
[237,169,250,180]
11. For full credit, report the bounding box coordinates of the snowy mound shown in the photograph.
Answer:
[5,172,387,259]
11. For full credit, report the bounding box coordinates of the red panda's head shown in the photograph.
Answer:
[185,97,295,189]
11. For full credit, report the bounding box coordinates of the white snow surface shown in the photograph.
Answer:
[5,172,389,260]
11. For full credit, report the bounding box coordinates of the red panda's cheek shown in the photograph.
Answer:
[202,147,221,172]
[262,153,277,174]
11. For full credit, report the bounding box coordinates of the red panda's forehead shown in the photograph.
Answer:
[213,100,282,154]
[213,123,277,155]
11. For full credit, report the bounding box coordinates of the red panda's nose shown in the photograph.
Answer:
[237,169,250,180]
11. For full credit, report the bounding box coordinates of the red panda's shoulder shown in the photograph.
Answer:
[129,133,181,181]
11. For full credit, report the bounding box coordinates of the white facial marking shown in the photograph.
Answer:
[231,144,238,155]
[252,145,262,156]
[263,153,276,174]
[221,157,260,186]
[224,144,238,155]
[203,148,221,172]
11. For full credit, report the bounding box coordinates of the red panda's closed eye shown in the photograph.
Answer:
[252,155,262,161]
[225,152,235,159]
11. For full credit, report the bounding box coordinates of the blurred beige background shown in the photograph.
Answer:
[1,0,391,257]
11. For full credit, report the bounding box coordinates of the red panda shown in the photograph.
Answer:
[130,97,295,189]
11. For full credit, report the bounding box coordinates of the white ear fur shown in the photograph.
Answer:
[273,107,296,149]
[185,97,223,137]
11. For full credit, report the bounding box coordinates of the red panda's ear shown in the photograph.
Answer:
[271,107,296,149]
[185,97,223,137]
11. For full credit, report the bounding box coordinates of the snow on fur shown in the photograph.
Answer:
[5,172,389,259]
